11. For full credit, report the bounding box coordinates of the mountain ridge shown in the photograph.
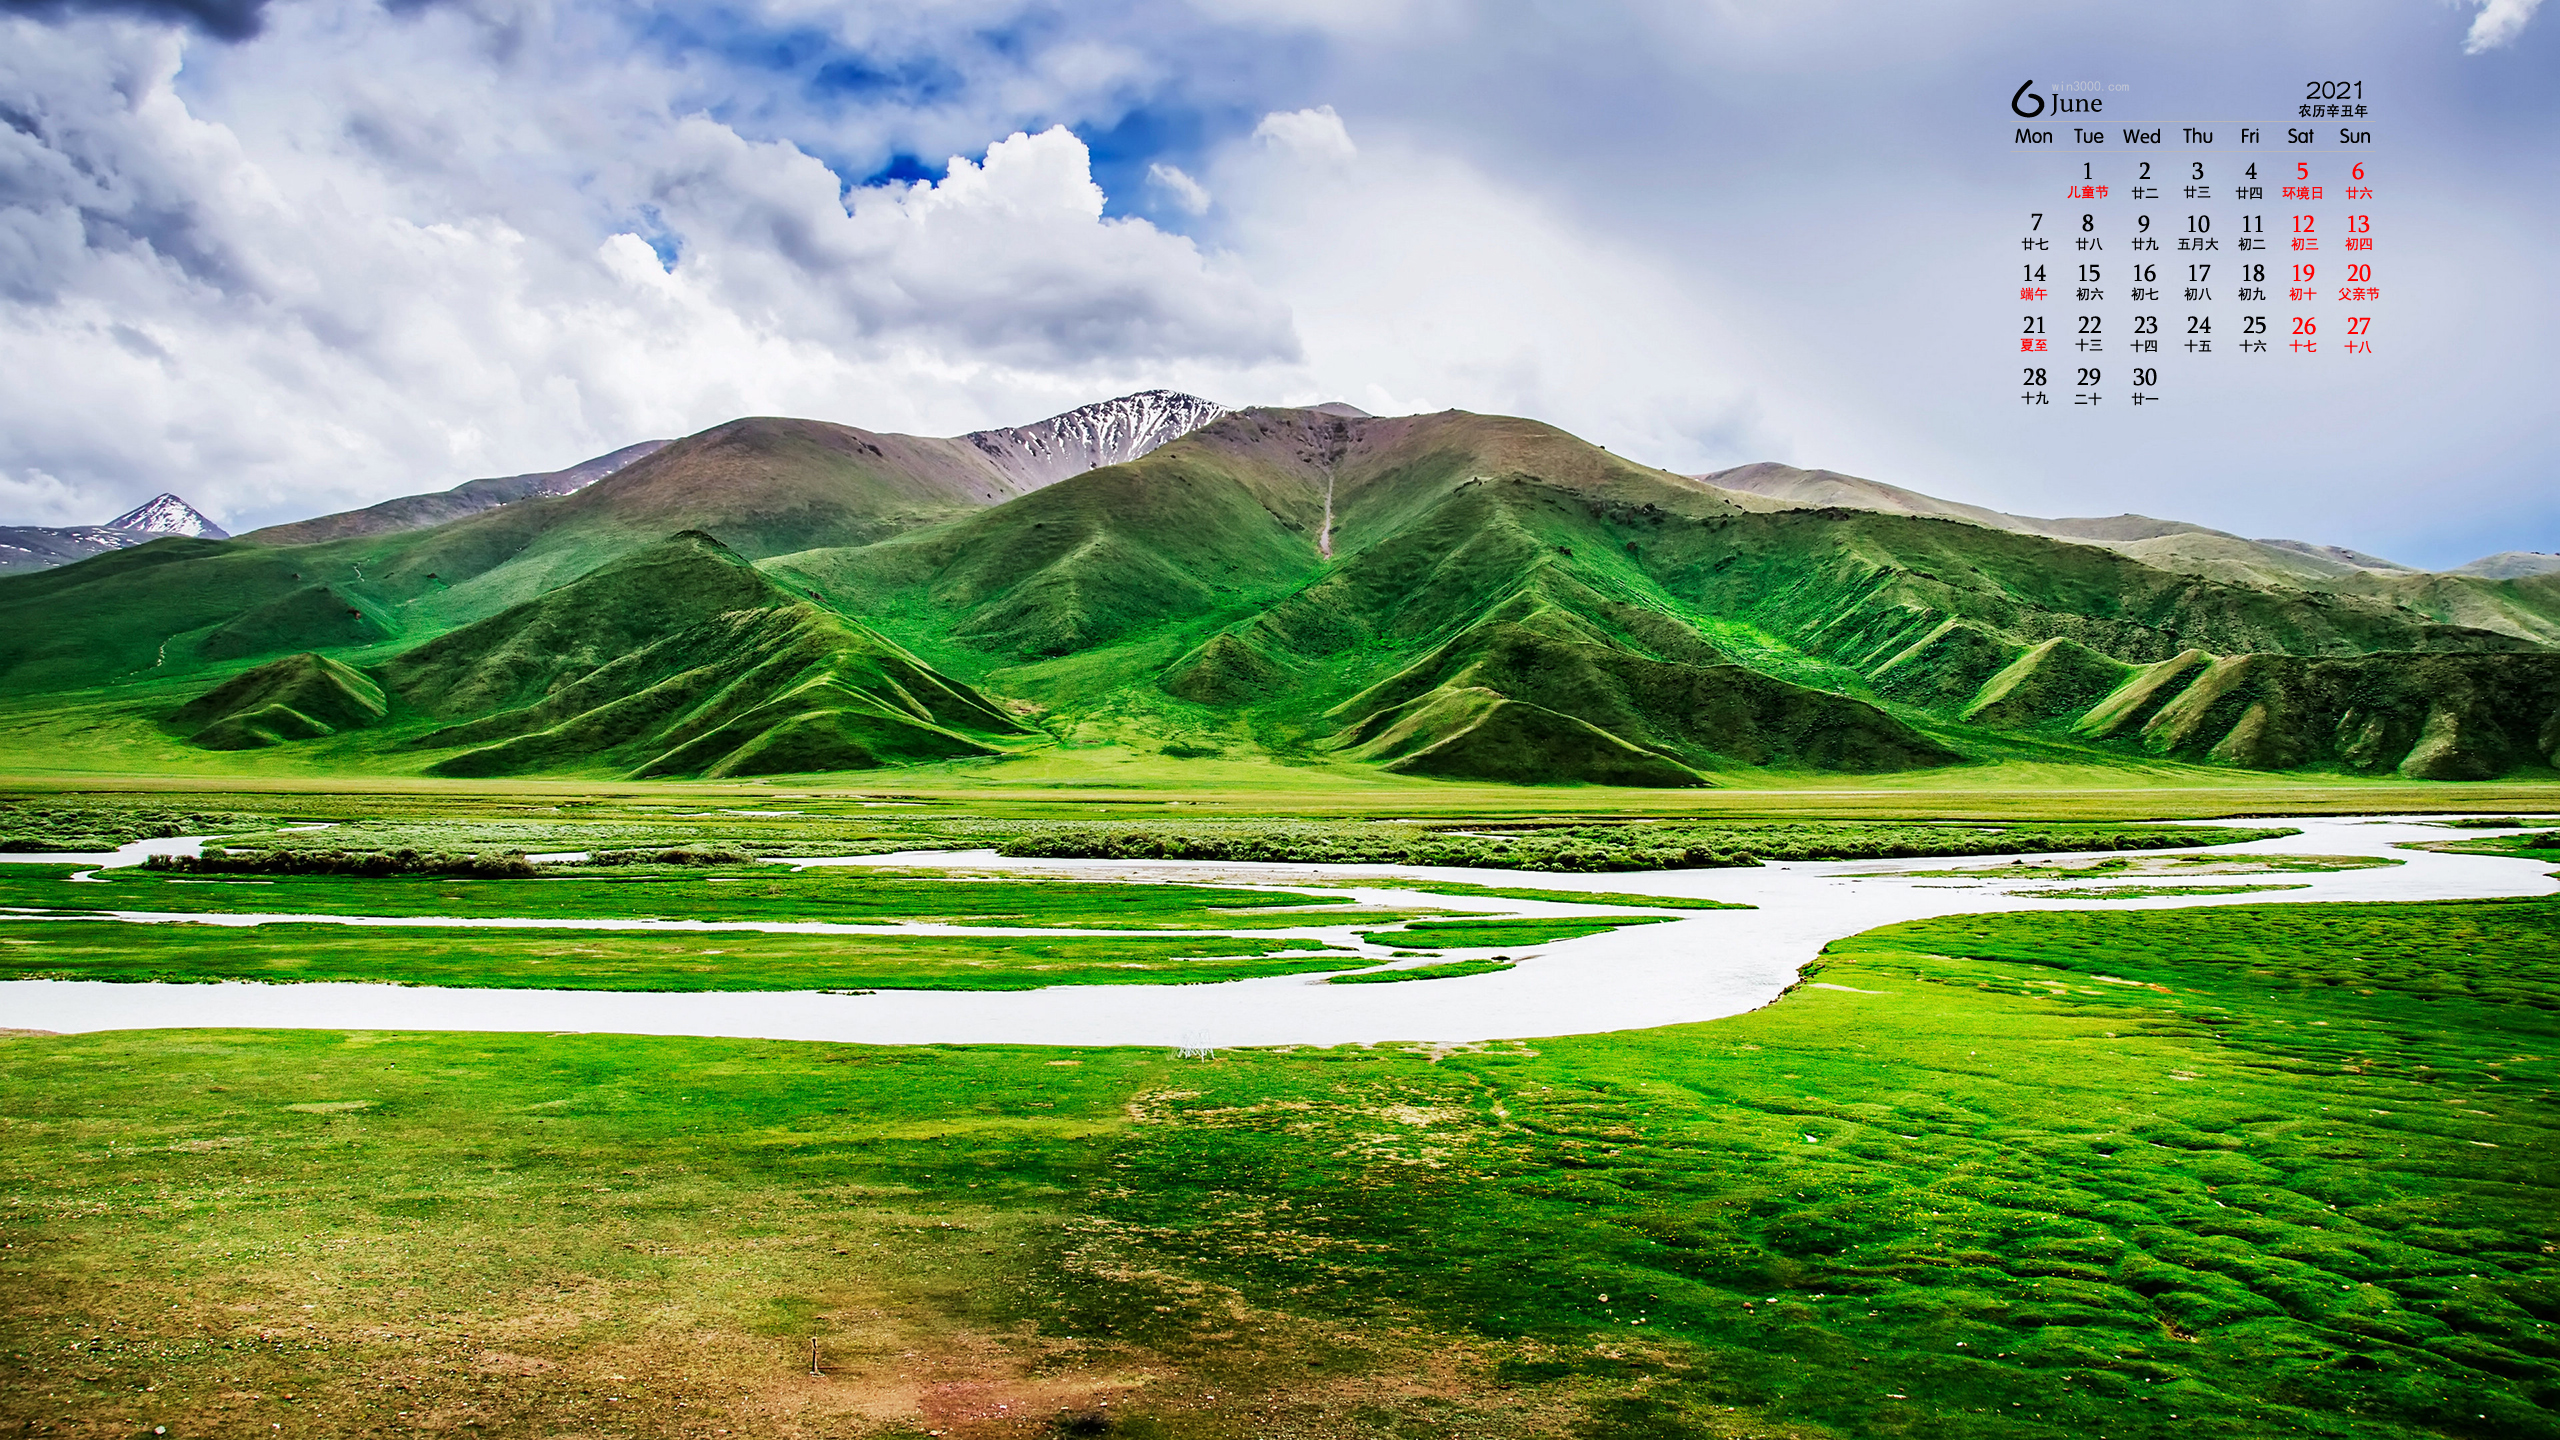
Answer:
[107,494,229,539]
[244,441,673,547]
[0,492,228,575]
[2453,552,2560,580]
[1701,461,2560,645]
[766,407,2553,784]
[1701,462,2413,576]
[4,398,2555,787]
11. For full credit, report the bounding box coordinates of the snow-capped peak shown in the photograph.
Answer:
[104,493,229,539]
[963,390,1227,491]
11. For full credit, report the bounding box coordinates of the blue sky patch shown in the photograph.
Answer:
[856,153,944,188]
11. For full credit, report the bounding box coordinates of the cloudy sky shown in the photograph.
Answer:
[1,0,2551,566]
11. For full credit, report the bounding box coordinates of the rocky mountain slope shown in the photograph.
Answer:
[106,495,229,538]
[0,394,1231,679]
[960,389,1226,491]
[0,525,155,576]
[244,441,671,547]
[237,392,1227,552]
[0,393,1225,584]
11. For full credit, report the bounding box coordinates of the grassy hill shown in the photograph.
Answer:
[770,422,1328,660]
[387,533,1032,779]
[767,409,2551,784]
[163,652,387,751]
[0,403,2553,787]
[1710,461,2560,648]
[0,537,394,693]
[0,415,1041,693]
[142,533,1034,780]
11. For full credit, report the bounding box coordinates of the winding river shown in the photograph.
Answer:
[0,815,2550,1046]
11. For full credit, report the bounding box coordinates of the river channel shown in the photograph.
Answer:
[0,815,2549,1046]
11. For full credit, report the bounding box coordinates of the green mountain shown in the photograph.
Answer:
[1327,616,1959,785]
[146,534,1030,780]
[0,420,984,695]
[3,399,2554,786]
[1710,461,2560,648]
[165,652,388,751]
[0,397,1222,693]
[385,534,1029,779]
[768,408,2553,784]
[2077,651,2560,780]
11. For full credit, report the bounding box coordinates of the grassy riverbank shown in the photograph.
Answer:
[0,865,1400,930]
[0,921,1377,992]
[12,774,2506,864]
[4,893,2552,1438]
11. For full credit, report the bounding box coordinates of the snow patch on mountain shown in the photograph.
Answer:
[0,493,227,575]
[0,526,148,575]
[962,389,1225,491]
[104,494,228,539]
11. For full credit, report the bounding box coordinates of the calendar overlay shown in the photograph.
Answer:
[2008,80,2376,408]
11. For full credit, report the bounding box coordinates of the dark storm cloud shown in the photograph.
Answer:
[0,60,253,303]
[0,0,444,41]
[0,0,271,41]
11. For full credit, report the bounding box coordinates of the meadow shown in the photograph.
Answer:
[0,784,2311,873]
[4,889,2554,1438]
[0,865,1391,930]
[1351,916,1665,950]
[4,354,2558,1440]
[0,921,1371,991]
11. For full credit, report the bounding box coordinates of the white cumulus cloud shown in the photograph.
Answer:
[1252,104,1358,162]
[630,121,1289,367]
[2463,0,2545,49]
[1147,162,1213,214]
[0,5,1300,528]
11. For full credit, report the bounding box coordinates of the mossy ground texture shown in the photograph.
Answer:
[2,894,2553,1438]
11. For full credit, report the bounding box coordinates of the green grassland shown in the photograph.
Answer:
[1353,916,1667,950]
[4,761,2559,842]
[5,788,2373,875]
[2410,830,2560,865]
[1325,956,1519,984]
[969,819,2304,872]
[0,803,266,853]
[0,865,1403,931]
[3,894,2553,1438]
[0,920,1366,991]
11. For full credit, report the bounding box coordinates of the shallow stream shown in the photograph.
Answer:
[0,815,2550,1045]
